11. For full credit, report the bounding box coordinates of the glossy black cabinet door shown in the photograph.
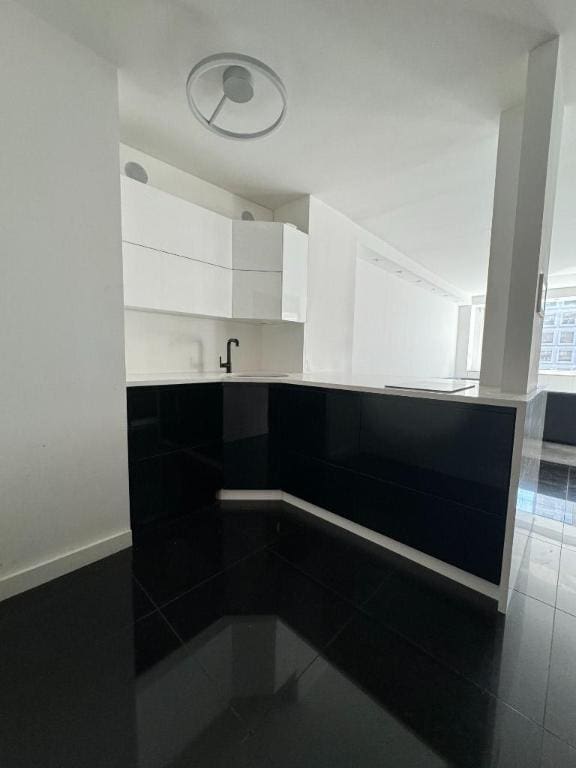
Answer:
[544,392,576,446]
[127,385,223,530]
[127,383,515,583]
[269,385,360,467]
[158,384,223,451]
[126,387,167,462]
[222,383,272,489]
[280,452,355,518]
[357,394,515,517]
[129,446,222,528]
[354,475,506,583]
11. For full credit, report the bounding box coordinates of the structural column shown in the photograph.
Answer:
[480,38,563,394]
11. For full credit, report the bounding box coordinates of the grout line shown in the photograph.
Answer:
[133,575,162,618]
[156,605,185,645]
[153,541,273,613]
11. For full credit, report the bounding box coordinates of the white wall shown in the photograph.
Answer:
[125,310,304,375]
[352,259,458,378]
[304,197,462,375]
[539,374,576,392]
[274,196,310,233]
[454,306,473,378]
[304,198,358,372]
[261,323,305,373]
[0,2,130,600]
[120,144,273,221]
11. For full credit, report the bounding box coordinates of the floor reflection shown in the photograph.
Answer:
[4,481,576,765]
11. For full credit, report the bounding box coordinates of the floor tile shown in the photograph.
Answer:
[556,548,576,617]
[535,492,567,523]
[363,572,554,723]
[162,549,356,660]
[563,514,576,550]
[132,579,156,619]
[532,512,564,546]
[0,627,138,768]
[320,613,543,767]
[515,537,560,606]
[545,609,576,747]
[6,498,576,767]
[0,550,134,688]
[189,615,319,729]
[269,517,388,606]
[540,731,576,767]
[133,507,289,606]
[362,566,502,680]
[489,591,555,725]
[252,657,451,767]
[134,611,181,675]
[136,641,255,768]
[538,462,569,500]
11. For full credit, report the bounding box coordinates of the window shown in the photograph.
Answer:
[466,305,485,374]
[465,296,576,376]
[539,298,576,371]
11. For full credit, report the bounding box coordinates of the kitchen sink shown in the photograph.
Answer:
[230,372,289,378]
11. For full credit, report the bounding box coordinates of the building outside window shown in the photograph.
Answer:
[465,296,576,376]
[539,298,576,371]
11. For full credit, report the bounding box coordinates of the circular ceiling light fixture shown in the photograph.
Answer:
[186,53,287,140]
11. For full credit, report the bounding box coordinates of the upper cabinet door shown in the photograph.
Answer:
[121,176,232,269]
[122,241,232,318]
[121,178,307,323]
[232,221,308,322]
[232,222,284,271]
[282,226,308,322]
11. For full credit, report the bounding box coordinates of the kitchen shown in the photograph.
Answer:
[3,2,576,766]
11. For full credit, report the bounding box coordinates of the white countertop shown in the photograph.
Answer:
[126,371,541,408]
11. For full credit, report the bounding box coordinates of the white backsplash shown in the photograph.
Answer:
[124,309,303,375]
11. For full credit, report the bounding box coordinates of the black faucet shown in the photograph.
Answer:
[220,338,239,374]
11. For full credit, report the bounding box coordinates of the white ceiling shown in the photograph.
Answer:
[16,0,576,294]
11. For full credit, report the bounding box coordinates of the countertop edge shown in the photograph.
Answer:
[125,374,542,409]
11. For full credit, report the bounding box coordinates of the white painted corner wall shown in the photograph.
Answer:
[352,259,458,378]
[304,197,460,377]
[304,198,359,373]
[0,2,130,600]
[119,144,273,222]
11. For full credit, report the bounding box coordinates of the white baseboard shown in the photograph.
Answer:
[219,489,501,606]
[219,489,283,501]
[0,530,133,603]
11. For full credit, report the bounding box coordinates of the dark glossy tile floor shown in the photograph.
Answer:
[5,463,576,766]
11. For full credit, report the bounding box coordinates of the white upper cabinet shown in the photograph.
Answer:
[232,222,308,322]
[232,222,284,271]
[120,179,308,322]
[122,241,232,319]
[281,225,308,322]
[121,176,232,268]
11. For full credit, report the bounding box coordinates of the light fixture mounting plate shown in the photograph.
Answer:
[186,52,287,141]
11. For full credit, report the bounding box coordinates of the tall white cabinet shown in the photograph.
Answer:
[120,177,308,323]
[232,222,308,322]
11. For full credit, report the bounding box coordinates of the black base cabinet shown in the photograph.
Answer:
[544,392,576,446]
[127,383,516,584]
